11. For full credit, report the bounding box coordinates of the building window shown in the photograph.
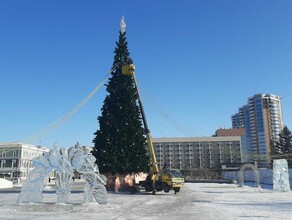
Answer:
[1,160,6,168]
[12,160,16,168]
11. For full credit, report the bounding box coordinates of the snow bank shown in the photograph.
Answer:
[0,178,13,188]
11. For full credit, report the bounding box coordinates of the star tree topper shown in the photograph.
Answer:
[120,15,126,34]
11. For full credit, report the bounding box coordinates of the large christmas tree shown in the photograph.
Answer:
[93,17,149,174]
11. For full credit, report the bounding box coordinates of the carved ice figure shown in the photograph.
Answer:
[273,159,291,192]
[237,163,260,188]
[17,142,107,204]
[54,147,74,203]
[68,143,107,204]
[17,151,53,203]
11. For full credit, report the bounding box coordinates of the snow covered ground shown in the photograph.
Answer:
[0,181,292,220]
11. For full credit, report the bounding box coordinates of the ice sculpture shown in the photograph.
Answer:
[17,143,107,204]
[55,147,74,203]
[67,143,107,204]
[16,166,47,203]
[238,163,260,188]
[17,147,56,204]
[273,159,291,192]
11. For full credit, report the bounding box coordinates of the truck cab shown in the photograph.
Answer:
[161,169,184,194]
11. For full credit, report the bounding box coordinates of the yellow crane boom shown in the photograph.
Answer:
[122,64,159,175]
[122,64,184,195]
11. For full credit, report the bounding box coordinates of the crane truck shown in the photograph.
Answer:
[122,64,185,194]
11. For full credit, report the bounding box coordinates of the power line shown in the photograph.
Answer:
[137,80,201,137]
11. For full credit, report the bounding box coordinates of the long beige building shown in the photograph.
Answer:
[152,136,244,173]
[0,142,49,182]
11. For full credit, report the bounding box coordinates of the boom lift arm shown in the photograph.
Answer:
[122,64,184,194]
[122,64,159,193]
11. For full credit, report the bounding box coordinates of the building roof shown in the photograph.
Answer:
[152,136,241,143]
[215,128,246,137]
[0,142,49,151]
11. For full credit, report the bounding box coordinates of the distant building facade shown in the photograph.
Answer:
[152,135,245,174]
[231,94,283,167]
[214,128,249,163]
[215,128,245,137]
[0,142,49,182]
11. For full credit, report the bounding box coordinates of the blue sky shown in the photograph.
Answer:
[1,0,292,148]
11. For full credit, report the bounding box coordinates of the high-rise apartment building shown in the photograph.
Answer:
[232,94,283,167]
